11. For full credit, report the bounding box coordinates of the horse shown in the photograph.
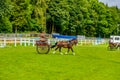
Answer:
[108,41,120,50]
[51,38,78,55]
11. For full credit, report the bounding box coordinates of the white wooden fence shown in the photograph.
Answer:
[78,39,107,45]
[0,38,108,48]
[0,38,35,47]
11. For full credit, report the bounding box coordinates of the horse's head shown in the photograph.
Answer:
[69,38,78,45]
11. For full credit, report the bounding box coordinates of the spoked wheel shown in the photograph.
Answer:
[36,45,50,54]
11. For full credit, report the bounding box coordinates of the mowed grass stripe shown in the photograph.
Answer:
[0,45,120,80]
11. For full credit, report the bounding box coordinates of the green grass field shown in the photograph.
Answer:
[0,45,120,80]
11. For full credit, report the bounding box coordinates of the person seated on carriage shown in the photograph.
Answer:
[39,31,48,43]
[109,37,113,44]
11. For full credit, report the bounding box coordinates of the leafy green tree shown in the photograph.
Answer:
[0,17,12,33]
[0,0,120,37]
[0,0,12,33]
[30,0,47,32]
[46,0,70,34]
[10,0,28,33]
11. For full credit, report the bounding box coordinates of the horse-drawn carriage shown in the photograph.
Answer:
[108,35,120,50]
[35,33,50,54]
[36,40,50,54]
[35,34,78,55]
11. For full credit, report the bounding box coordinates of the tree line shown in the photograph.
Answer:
[0,0,120,37]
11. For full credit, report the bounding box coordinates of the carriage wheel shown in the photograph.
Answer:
[36,45,50,54]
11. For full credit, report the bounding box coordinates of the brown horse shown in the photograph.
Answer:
[108,42,120,50]
[51,38,78,55]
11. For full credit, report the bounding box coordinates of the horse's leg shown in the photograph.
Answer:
[118,46,120,50]
[53,47,59,54]
[65,48,70,54]
[59,47,63,55]
[71,47,75,55]
[117,45,120,50]
[116,45,118,50]
[117,44,120,50]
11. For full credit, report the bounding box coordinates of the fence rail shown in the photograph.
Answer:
[78,39,108,45]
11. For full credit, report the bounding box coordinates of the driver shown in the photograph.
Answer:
[39,31,48,43]
[109,37,113,43]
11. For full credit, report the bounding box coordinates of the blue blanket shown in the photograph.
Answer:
[52,34,77,39]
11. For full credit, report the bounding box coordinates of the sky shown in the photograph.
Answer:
[99,0,120,8]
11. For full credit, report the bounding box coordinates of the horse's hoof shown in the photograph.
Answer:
[60,52,63,55]
[53,51,56,54]
[73,53,75,55]
[65,52,68,54]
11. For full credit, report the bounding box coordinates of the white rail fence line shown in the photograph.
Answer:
[77,39,108,46]
[0,38,35,47]
[0,38,108,48]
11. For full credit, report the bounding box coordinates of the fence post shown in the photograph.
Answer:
[14,38,16,47]
[20,38,22,46]
[4,38,6,46]
[92,40,94,45]
[80,39,81,46]
[33,39,35,46]
[28,38,30,46]
[85,39,86,45]
[24,38,26,46]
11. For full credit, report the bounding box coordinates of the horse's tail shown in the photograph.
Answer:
[51,42,57,48]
